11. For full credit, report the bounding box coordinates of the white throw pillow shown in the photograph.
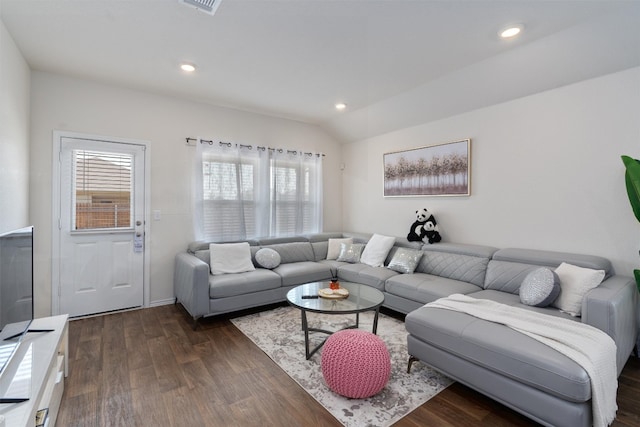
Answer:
[360,234,396,267]
[552,262,605,316]
[326,237,353,260]
[209,242,256,275]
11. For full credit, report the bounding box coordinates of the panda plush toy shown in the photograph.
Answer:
[407,208,442,244]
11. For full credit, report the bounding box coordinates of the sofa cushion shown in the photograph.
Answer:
[492,248,612,279]
[405,301,591,403]
[264,242,315,264]
[188,239,259,253]
[416,250,489,287]
[337,263,398,291]
[385,273,482,304]
[483,261,541,294]
[209,269,281,298]
[311,241,329,261]
[272,261,333,286]
[209,242,255,275]
[257,236,308,245]
[519,267,560,307]
[485,248,612,295]
[552,262,605,316]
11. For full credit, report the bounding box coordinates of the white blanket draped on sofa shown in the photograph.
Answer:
[426,294,618,427]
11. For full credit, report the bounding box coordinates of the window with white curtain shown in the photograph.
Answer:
[193,141,322,241]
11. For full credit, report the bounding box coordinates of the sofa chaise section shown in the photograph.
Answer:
[405,247,638,427]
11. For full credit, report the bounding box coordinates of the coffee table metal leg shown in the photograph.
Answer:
[299,306,383,360]
[372,308,380,334]
[301,310,311,359]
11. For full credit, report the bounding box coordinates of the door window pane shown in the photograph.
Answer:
[72,150,133,230]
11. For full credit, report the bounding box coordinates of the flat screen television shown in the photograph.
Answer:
[0,226,34,376]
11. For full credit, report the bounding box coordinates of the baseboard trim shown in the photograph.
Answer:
[149,298,175,307]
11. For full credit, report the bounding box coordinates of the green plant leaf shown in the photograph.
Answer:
[634,269,640,293]
[621,155,640,223]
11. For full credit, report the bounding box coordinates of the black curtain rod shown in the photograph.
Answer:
[185,137,325,157]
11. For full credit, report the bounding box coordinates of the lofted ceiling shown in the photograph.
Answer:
[1,0,639,142]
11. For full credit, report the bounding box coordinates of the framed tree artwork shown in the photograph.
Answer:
[383,139,471,197]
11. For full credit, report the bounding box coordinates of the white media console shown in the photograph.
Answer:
[0,315,69,426]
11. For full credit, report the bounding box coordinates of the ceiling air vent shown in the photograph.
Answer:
[179,0,222,16]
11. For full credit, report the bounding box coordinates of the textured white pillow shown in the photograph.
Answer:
[519,267,560,307]
[326,238,353,260]
[209,242,256,275]
[552,262,605,316]
[255,248,281,269]
[360,234,396,267]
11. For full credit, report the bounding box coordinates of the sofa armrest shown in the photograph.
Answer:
[582,275,638,375]
[174,252,210,320]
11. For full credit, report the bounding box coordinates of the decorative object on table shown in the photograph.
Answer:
[230,306,452,427]
[329,277,340,290]
[407,208,441,243]
[321,329,391,398]
[384,139,471,197]
[318,287,349,299]
[621,155,640,291]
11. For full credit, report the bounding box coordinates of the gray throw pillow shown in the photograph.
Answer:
[519,267,561,307]
[387,248,423,274]
[336,243,365,263]
[255,248,281,269]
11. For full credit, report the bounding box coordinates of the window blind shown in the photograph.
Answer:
[73,150,133,230]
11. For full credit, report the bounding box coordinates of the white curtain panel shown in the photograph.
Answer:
[193,139,322,242]
[269,148,323,236]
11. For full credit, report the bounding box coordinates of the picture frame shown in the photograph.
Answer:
[383,139,471,197]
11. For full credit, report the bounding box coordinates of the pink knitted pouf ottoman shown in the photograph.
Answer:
[321,329,391,398]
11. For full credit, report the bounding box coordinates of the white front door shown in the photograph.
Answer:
[55,134,147,317]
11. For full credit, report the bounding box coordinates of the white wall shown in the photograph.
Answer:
[342,67,640,277]
[29,71,343,316]
[0,20,30,233]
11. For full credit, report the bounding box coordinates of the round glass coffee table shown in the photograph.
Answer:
[286,281,385,360]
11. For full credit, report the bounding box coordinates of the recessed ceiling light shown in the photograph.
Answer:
[500,25,523,39]
[335,102,347,111]
[180,63,196,72]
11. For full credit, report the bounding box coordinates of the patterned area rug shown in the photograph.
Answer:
[230,306,453,427]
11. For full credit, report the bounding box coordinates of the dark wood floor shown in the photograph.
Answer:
[57,304,640,427]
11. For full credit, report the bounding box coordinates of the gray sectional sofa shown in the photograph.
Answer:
[173,232,638,427]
